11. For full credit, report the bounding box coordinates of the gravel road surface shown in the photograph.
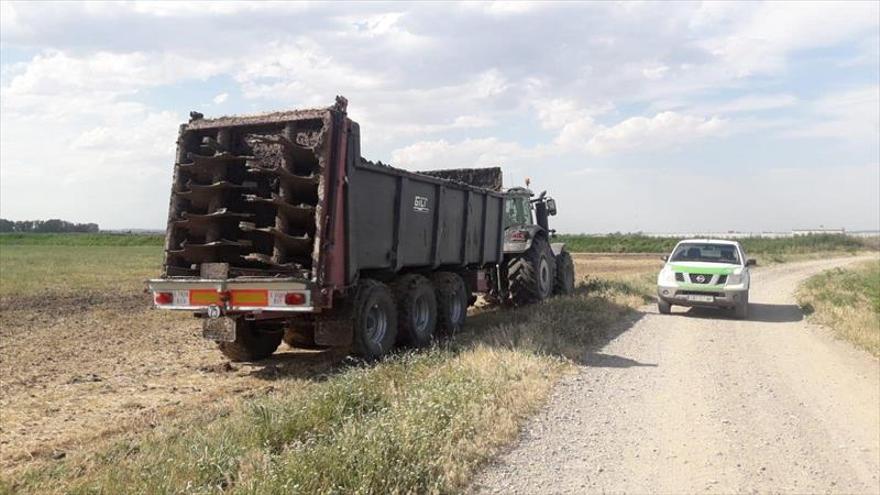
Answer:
[474,257,880,494]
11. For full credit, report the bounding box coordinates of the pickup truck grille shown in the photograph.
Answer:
[164,115,327,278]
[688,273,715,284]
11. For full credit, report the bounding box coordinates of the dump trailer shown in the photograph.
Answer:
[148,97,507,361]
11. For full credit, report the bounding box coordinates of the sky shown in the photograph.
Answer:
[1,1,878,233]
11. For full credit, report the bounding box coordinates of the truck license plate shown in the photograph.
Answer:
[687,294,714,303]
[203,317,237,342]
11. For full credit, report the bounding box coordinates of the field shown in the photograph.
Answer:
[557,233,872,261]
[797,259,880,356]
[0,238,658,493]
[0,234,873,493]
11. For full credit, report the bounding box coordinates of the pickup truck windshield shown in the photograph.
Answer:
[670,243,741,264]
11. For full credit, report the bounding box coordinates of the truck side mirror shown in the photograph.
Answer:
[747,258,757,266]
[545,198,557,216]
[661,255,669,262]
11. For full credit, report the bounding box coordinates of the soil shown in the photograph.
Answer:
[0,292,344,475]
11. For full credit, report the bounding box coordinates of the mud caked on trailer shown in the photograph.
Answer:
[149,97,574,361]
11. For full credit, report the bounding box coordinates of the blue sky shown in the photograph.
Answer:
[1,1,878,232]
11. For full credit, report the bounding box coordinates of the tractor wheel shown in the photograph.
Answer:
[431,272,468,336]
[554,250,576,295]
[217,319,283,362]
[352,279,398,359]
[508,237,556,305]
[393,274,438,347]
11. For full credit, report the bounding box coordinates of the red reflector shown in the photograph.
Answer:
[154,292,173,305]
[284,292,305,305]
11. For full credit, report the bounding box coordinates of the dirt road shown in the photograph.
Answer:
[474,257,880,494]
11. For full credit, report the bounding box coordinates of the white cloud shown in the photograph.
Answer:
[585,112,727,155]
[212,92,228,104]
[390,137,529,171]
[784,85,880,141]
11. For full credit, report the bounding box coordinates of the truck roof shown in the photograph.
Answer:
[676,239,742,246]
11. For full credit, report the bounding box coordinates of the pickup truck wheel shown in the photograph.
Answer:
[658,299,672,314]
[431,272,468,336]
[393,274,438,347]
[353,280,398,359]
[217,320,283,362]
[734,293,750,319]
[508,237,556,305]
[554,251,576,295]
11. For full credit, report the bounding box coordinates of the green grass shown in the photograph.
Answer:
[557,233,872,255]
[0,245,162,297]
[798,259,880,356]
[0,233,163,246]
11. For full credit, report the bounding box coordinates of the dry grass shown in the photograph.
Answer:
[798,259,880,356]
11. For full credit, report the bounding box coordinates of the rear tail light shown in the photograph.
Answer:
[284,292,306,305]
[154,292,173,305]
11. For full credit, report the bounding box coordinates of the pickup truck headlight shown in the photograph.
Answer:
[658,267,676,285]
[727,273,743,285]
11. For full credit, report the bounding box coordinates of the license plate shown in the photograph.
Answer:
[203,317,237,342]
[687,294,714,303]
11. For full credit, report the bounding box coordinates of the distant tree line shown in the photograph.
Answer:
[0,218,99,233]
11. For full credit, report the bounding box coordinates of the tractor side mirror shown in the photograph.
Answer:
[545,198,557,216]
[747,258,757,266]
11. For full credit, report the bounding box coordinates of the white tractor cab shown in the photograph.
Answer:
[656,239,756,319]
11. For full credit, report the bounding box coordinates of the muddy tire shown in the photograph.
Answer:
[658,299,672,314]
[734,292,750,319]
[393,274,438,347]
[554,250,576,295]
[352,279,398,359]
[431,272,468,336]
[508,237,556,305]
[217,319,283,362]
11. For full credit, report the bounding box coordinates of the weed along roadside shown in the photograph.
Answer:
[798,259,880,356]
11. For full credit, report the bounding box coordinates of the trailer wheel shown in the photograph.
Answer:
[393,274,438,347]
[554,250,576,295]
[353,279,398,359]
[431,272,468,336]
[217,320,283,362]
[508,237,556,305]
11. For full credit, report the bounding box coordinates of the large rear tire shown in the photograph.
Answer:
[508,237,556,305]
[431,272,468,336]
[393,274,438,347]
[218,319,283,362]
[352,279,398,359]
[554,250,575,295]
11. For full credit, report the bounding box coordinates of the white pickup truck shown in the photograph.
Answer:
[656,239,756,319]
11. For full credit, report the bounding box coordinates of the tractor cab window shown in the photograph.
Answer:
[505,196,532,227]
